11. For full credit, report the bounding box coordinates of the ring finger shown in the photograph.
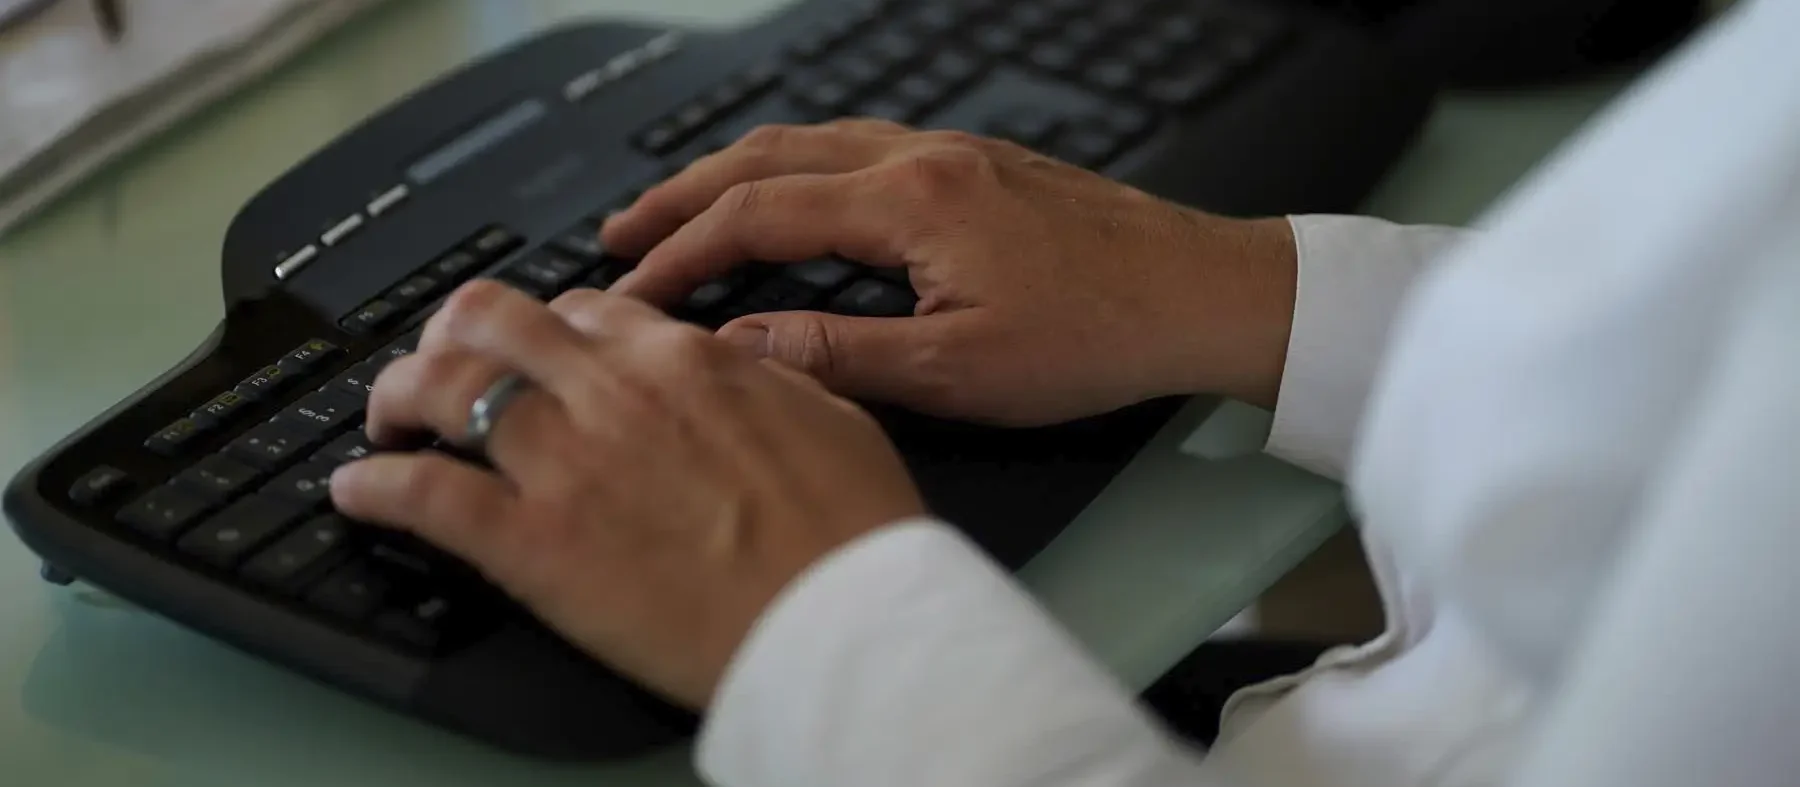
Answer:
[365,348,570,479]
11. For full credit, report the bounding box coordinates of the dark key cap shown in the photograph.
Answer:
[1058,19,1106,53]
[795,78,856,116]
[241,514,352,593]
[637,121,684,155]
[385,276,439,310]
[370,330,422,370]
[280,339,341,375]
[1104,103,1155,139]
[430,249,481,279]
[1159,13,1203,46]
[144,417,206,456]
[586,258,636,290]
[176,454,261,502]
[470,226,522,260]
[266,460,338,507]
[830,52,887,88]
[116,485,212,540]
[868,30,922,66]
[1008,3,1058,35]
[278,390,363,437]
[973,25,1024,56]
[927,48,984,89]
[1085,59,1138,93]
[985,106,1063,149]
[330,361,379,401]
[1146,59,1230,107]
[307,560,391,621]
[685,277,741,313]
[189,390,250,430]
[234,364,291,402]
[504,251,587,295]
[1094,2,1142,30]
[829,279,918,318]
[860,97,923,124]
[893,74,946,106]
[1049,125,1122,168]
[227,420,320,471]
[737,278,823,314]
[178,493,309,568]
[553,225,605,260]
[339,299,398,335]
[68,466,130,506]
[785,258,859,289]
[314,431,376,467]
[1027,42,1080,73]
[909,3,960,34]
[1122,34,1175,69]
[373,594,458,650]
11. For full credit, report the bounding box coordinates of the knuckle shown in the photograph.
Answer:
[918,128,986,150]
[719,180,767,221]
[739,123,797,151]
[435,279,509,337]
[791,317,837,377]
[891,145,993,200]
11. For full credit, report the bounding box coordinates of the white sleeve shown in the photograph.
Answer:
[1265,215,1470,480]
[695,518,1216,787]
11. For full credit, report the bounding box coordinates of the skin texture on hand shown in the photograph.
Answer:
[330,282,926,709]
[604,119,1300,423]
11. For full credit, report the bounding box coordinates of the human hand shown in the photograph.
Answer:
[328,281,926,709]
[602,119,1299,424]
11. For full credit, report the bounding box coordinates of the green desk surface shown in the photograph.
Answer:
[0,0,1632,782]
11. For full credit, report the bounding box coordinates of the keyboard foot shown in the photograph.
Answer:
[40,562,75,586]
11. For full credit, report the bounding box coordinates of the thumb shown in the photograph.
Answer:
[718,310,956,403]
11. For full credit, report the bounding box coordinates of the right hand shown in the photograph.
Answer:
[604,119,1299,426]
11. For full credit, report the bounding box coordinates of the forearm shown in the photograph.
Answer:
[697,519,1221,787]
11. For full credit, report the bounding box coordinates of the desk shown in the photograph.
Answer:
[0,0,1634,782]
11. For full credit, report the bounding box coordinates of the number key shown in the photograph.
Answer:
[227,421,320,470]
[278,391,363,436]
[330,361,379,401]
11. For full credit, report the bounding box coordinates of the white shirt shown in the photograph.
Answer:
[693,1,1800,785]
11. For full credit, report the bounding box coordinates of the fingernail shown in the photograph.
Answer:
[722,326,770,357]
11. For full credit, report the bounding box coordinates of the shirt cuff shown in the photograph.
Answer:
[1265,214,1469,480]
[696,518,1195,787]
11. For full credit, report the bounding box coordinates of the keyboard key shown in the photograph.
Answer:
[145,417,207,456]
[908,3,960,35]
[737,278,823,313]
[234,364,292,402]
[503,251,588,296]
[117,485,212,540]
[784,258,859,289]
[1027,42,1080,73]
[926,48,984,89]
[266,460,338,507]
[973,25,1024,56]
[68,466,130,506]
[339,299,398,335]
[860,97,924,124]
[829,51,888,89]
[278,390,363,437]
[1057,19,1106,53]
[330,361,380,401]
[1146,59,1230,106]
[867,30,922,66]
[1085,59,1138,93]
[893,74,947,106]
[176,454,261,502]
[314,431,376,467]
[307,560,391,621]
[1104,103,1156,139]
[795,77,858,116]
[637,122,685,155]
[370,330,421,370]
[585,258,636,290]
[1121,34,1176,69]
[227,421,320,471]
[373,594,458,650]
[178,494,308,568]
[385,276,440,310]
[242,514,352,592]
[1007,3,1058,35]
[553,225,605,260]
[829,279,918,318]
[470,226,523,259]
[190,390,251,430]
[1049,125,1121,168]
[281,339,341,375]
[430,249,481,279]
[985,106,1063,149]
[684,277,741,313]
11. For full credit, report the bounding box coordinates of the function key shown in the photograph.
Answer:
[306,560,392,621]
[637,122,686,155]
[227,421,321,471]
[242,514,352,593]
[190,391,250,430]
[280,339,341,375]
[266,460,339,507]
[277,391,363,437]
[177,493,309,568]
[329,361,380,401]
[339,299,398,336]
[385,276,440,310]
[68,466,130,506]
[145,417,206,457]
[175,454,261,502]
[234,364,292,402]
[469,226,523,260]
[430,249,481,280]
[314,431,376,467]
[829,279,918,318]
[116,485,212,540]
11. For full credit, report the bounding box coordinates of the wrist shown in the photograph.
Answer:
[1149,214,1299,409]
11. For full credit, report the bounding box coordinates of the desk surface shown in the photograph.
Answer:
[0,0,1630,782]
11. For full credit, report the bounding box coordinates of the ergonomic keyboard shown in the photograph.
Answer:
[4,0,1434,761]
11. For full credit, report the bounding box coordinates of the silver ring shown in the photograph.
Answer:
[465,373,531,450]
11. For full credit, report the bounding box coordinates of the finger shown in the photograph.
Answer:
[366,348,569,477]
[600,119,906,257]
[331,452,519,562]
[423,279,597,402]
[547,286,674,339]
[611,171,908,306]
[717,309,968,406]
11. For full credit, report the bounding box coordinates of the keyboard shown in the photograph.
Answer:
[4,0,1434,761]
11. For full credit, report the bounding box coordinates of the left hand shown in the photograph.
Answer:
[329,280,927,709]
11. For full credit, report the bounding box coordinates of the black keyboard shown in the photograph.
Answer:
[4,0,1434,761]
